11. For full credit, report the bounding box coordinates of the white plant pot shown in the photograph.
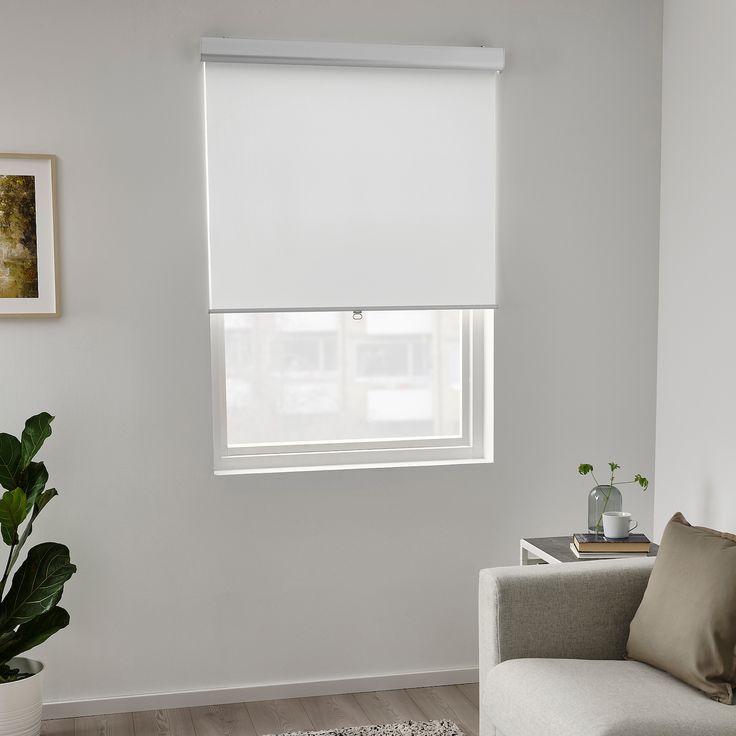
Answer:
[0,659,43,736]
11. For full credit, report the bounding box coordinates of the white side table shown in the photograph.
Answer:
[520,536,658,565]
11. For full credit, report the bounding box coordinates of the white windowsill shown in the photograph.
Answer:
[214,457,493,476]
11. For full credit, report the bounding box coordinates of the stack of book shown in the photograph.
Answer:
[571,533,651,559]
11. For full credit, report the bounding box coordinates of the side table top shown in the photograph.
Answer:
[521,535,659,564]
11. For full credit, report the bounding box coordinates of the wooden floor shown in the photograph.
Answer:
[41,684,479,736]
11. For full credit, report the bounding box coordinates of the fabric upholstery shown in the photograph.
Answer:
[484,658,736,736]
[479,558,655,667]
[479,558,654,736]
[627,512,736,703]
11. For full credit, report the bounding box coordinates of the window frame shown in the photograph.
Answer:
[210,310,493,474]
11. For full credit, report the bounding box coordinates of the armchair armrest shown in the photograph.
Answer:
[479,557,654,675]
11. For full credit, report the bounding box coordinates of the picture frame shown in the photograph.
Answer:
[0,154,59,317]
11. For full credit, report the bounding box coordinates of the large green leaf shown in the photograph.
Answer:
[20,414,53,471]
[20,462,47,510]
[0,435,21,491]
[0,543,75,628]
[0,489,27,546]
[35,488,57,512]
[0,606,70,664]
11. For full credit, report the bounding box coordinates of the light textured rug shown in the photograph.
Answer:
[268,721,464,736]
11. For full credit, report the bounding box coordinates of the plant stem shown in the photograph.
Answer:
[6,510,37,577]
[0,508,39,599]
[0,541,16,600]
[595,486,613,534]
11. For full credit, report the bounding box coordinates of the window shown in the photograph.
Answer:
[211,310,492,473]
[202,38,502,473]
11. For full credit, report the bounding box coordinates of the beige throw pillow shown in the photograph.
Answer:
[626,512,736,703]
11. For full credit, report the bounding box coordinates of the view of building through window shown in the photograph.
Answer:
[223,310,463,446]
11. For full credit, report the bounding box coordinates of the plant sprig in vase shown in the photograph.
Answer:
[578,461,648,534]
[0,412,76,682]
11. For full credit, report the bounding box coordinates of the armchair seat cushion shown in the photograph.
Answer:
[485,658,736,736]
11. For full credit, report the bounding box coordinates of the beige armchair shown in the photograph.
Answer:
[479,558,735,736]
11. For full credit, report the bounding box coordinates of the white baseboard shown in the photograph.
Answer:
[43,666,479,720]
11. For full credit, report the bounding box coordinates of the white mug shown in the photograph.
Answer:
[602,511,638,539]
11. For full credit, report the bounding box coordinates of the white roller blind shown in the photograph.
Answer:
[203,41,500,313]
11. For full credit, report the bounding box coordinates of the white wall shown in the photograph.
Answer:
[0,0,662,710]
[655,0,736,538]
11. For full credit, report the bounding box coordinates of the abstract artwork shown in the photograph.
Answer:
[0,155,58,316]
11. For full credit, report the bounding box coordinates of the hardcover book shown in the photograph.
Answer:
[569,543,649,559]
[573,533,651,553]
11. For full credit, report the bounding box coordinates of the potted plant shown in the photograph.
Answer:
[578,461,648,534]
[0,412,75,736]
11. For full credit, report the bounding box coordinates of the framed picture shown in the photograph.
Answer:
[0,154,59,316]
